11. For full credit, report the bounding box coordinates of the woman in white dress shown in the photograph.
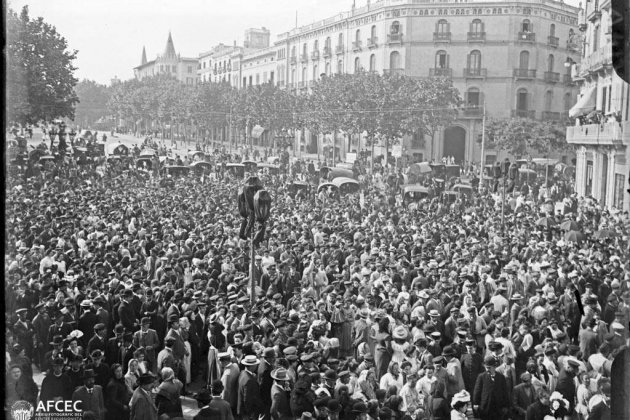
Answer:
[178,317,192,385]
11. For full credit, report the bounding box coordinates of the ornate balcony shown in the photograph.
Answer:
[387,33,403,45]
[544,71,560,83]
[562,74,573,84]
[290,56,297,65]
[511,110,536,119]
[352,41,362,52]
[300,54,309,63]
[335,45,345,55]
[517,32,536,42]
[367,37,378,48]
[461,106,483,117]
[547,36,559,47]
[433,32,451,42]
[463,67,487,78]
[323,47,332,59]
[566,121,624,146]
[513,68,537,79]
[311,50,320,61]
[430,68,452,77]
[467,32,486,42]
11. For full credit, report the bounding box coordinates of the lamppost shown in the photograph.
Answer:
[238,176,272,304]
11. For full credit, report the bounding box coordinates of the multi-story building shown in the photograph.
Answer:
[134,33,198,85]
[274,0,580,163]
[566,0,630,211]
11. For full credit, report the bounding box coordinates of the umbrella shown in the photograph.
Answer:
[535,217,557,229]
[564,230,585,243]
[409,162,432,175]
[560,220,580,231]
[593,229,616,240]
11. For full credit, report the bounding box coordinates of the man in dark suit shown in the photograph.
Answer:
[513,372,537,420]
[92,296,111,337]
[195,380,233,420]
[129,373,158,420]
[461,338,484,394]
[270,367,293,420]
[47,314,72,346]
[78,301,100,345]
[87,323,107,356]
[525,387,552,420]
[258,347,275,418]
[118,289,137,332]
[555,359,578,415]
[133,317,160,373]
[105,324,125,366]
[72,369,106,420]
[238,355,264,420]
[589,381,611,420]
[473,355,510,420]
[119,333,136,374]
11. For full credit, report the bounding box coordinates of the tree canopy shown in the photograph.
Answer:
[7,6,79,125]
[74,80,111,126]
[484,117,570,157]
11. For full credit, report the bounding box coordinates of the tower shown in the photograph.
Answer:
[163,32,177,59]
[141,46,147,65]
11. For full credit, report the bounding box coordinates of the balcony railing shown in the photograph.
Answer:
[517,31,536,42]
[463,67,487,78]
[566,121,624,146]
[541,111,561,121]
[335,45,345,55]
[430,68,452,77]
[352,41,362,52]
[311,50,320,61]
[433,32,452,42]
[290,56,297,65]
[467,31,486,42]
[300,54,309,63]
[511,110,536,119]
[323,47,332,58]
[544,71,560,83]
[547,36,559,47]
[384,68,405,76]
[562,74,573,84]
[513,68,537,79]
[578,46,612,75]
[368,37,378,48]
[387,33,403,45]
[588,9,602,23]
[461,106,483,117]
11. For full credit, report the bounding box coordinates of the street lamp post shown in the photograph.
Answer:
[239,176,272,304]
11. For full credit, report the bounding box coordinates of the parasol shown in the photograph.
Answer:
[560,220,580,231]
[535,217,557,229]
[593,229,616,240]
[564,230,585,243]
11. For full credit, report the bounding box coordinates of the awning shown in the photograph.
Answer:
[569,86,596,118]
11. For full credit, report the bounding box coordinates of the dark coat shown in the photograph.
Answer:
[460,352,484,394]
[270,383,292,420]
[118,301,136,332]
[87,334,106,356]
[194,397,234,420]
[472,371,510,420]
[588,400,611,420]
[525,400,551,420]
[105,337,122,366]
[237,370,264,417]
[555,370,577,413]
[105,377,132,420]
[258,359,274,412]
[512,383,536,420]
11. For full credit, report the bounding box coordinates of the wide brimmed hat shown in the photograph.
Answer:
[392,326,408,340]
[451,390,471,408]
[137,373,156,385]
[271,367,289,381]
[241,355,260,366]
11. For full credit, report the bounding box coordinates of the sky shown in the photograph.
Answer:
[9,0,581,85]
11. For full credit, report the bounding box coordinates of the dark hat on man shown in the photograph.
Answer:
[352,402,368,413]
[484,355,499,367]
[141,317,151,325]
[442,346,456,357]
[137,373,156,386]
[83,369,96,379]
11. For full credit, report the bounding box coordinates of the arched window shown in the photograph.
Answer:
[519,51,530,69]
[302,67,307,82]
[391,21,400,34]
[325,37,331,49]
[435,50,448,69]
[337,59,343,74]
[338,33,344,47]
[356,29,361,42]
[547,54,555,72]
[390,51,401,69]
[436,19,449,33]
[314,40,319,51]
[291,46,296,58]
[369,54,376,72]
[468,50,482,70]
[544,90,553,111]
[563,93,572,110]
[466,87,481,106]
[521,19,532,32]
[354,57,361,72]
[291,69,296,83]
[303,43,307,56]
[371,25,377,39]
[517,88,529,110]
[550,24,556,37]
[471,19,483,33]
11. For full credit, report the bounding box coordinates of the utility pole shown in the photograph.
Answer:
[478,101,486,192]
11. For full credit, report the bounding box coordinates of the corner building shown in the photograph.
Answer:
[275,0,580,164]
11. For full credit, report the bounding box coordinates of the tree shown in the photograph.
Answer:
[485,117,570,157]
[74,80,111,126]
[7,6,79,125]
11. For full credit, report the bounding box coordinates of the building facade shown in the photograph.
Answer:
[272,0,580,163]
[566,0,630,211]
[134,33,198,85]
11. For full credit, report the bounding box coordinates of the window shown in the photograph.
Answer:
[303,43,307,56]
[356,29,361,42]
[435,50,448,68]
[601,86,607,113]
[436,19,449,33]
[203,62,206,69]
[313,65,318,80]
[243,77,247,87]
[291,69,295,84]
[519,51,530,69]
[302,67,307,83]
[371,25,377,39]
[550,23,556,37]
[354,57,361,72]
[326,37,331,49]
[325,62,331,75]
[369,54,376,72]
[547,54,555,72]
[468,50,482,70]
[411,131,424,148]
[467,88,481,106]
[263,72,267,83]
[593,25,600,51]
[614,174,626,209]
[337,60,343,74]
[517,88,529,110]
[521,19,532,32]
[291,46,296,57]
[249,75,253,86]
[544,90,553,111]
[390,51,402,69]
[270,71,274,84]
[314,40,319,51]
[338,33,344,47]
[188,66,193,73]
[391,21,400,34]
[471,19,483,33]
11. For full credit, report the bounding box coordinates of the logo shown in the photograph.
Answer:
[11,401,34,420]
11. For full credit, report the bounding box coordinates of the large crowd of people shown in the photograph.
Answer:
[4,131,629,420]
